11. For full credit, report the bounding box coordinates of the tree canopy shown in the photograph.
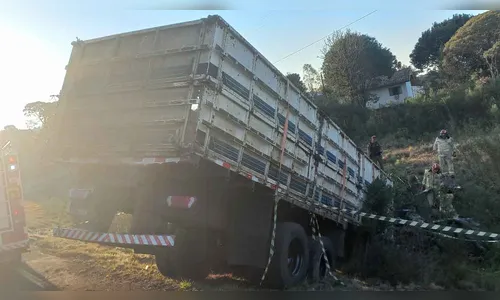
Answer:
[442,11,500,83]
[302,64,321,95]
[410,14,472,70]
[23,100,59,129]
[285,73,308,94]
[321,30,399,107]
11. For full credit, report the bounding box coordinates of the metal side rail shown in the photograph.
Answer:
[52,227,175,247]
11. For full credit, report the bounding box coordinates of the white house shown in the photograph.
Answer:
[366,68,424,109]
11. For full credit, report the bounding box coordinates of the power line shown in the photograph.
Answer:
[273,10,378,64]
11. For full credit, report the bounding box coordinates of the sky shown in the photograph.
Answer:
[0,0,489,129]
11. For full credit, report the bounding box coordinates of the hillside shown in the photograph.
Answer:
[352,127,500,290]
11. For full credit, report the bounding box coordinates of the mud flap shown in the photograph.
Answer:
[67,187,123,232]
[226,187,274,269]
[170,228,208,265]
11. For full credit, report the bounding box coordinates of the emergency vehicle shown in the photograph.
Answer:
[0,141,29,265]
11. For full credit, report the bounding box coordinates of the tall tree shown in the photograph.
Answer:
[410,14,472,70]
[285,73,308,94]
[302,64,321,95]
[23,100,58,129]
[321,30,399,107]
[442,11,500,84]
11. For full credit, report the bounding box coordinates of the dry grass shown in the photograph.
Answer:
[28,234,256,291]
[383,144,437,172]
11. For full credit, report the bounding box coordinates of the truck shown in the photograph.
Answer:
[49,15,392,288]
[0,142,29,265]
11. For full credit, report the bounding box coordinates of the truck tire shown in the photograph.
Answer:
[266,222,310,289]
[155,251,210,281]
[307,237,336,283]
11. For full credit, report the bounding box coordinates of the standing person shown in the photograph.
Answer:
[421,163,442,216]
[433,129,455,176]
[367,135,384,170]
[421,163,458,219]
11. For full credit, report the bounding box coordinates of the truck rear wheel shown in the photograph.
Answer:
[307,237,336,282]
[266,222,310,289]
[155,250,210,281]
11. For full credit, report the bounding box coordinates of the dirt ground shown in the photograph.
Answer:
[23,201,253,291]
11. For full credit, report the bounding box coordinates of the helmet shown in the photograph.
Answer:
[440,129,447,135]
[431,163,440,172]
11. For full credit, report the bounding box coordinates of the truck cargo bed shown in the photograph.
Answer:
[52,15,390,225]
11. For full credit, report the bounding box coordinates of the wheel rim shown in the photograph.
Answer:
[287,238,304,276]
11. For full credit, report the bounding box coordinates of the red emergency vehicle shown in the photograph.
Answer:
[0,141,28,265]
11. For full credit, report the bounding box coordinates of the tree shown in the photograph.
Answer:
[302,64,321,95]
[483,41,500,79]
[418,70,444,97]
[285,73,308,94]
[321,30,399,107]
[442,11,500,84]
[410,14,472,70]
[23,100,59,129]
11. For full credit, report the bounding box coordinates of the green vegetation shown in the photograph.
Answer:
[410,13,472,70]
[307,10,500,290]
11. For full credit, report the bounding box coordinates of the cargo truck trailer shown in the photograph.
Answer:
[49,15,392,288]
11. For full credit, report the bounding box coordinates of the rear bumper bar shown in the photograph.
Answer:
[53,227,175,247]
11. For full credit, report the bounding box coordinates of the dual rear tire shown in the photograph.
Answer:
[266,222,337,288]
[154,221,337,289]
[266,222,310,288]
[307,236,336,283]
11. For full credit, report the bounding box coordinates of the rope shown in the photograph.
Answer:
[260,105,290,285]
[337,156,348,223]
[310,213,344,284]
[306,118,343,285]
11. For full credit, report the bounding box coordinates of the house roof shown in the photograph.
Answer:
[367,67,413,90]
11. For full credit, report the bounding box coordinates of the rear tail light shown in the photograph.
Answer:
[12,204,26,225]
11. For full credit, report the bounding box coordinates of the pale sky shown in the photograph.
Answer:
[0,1,486,128]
